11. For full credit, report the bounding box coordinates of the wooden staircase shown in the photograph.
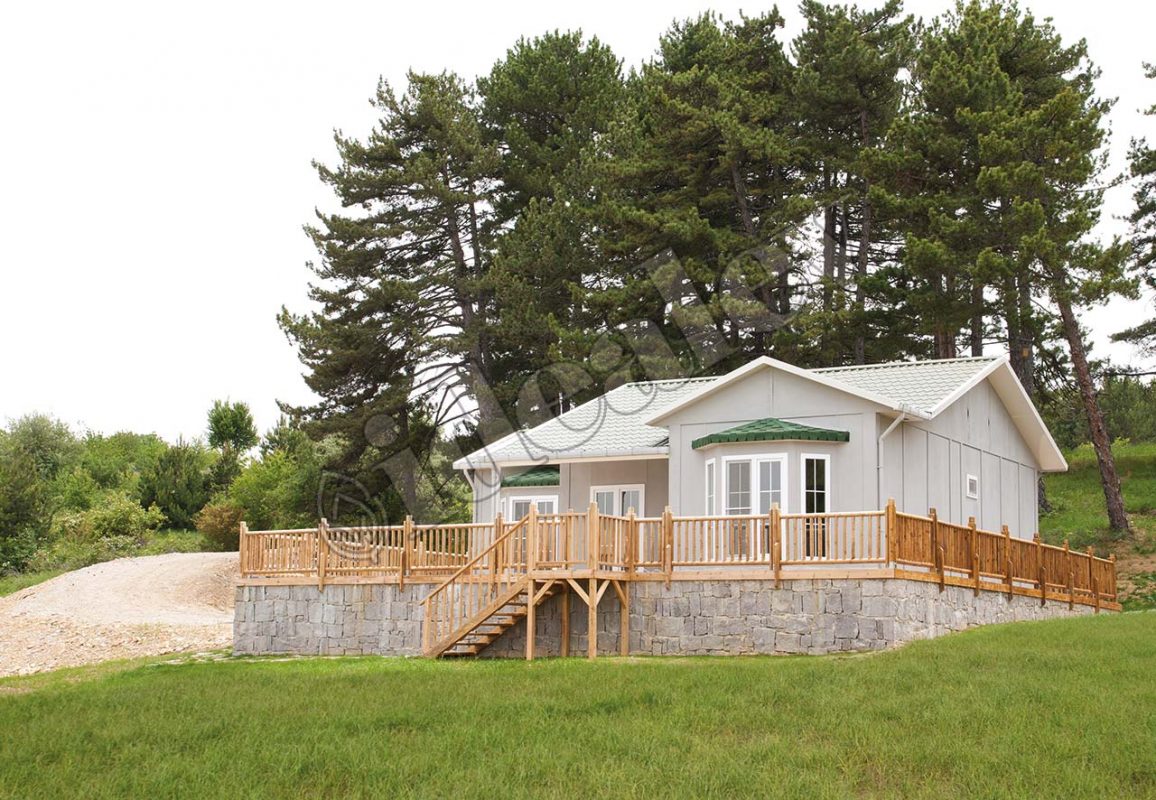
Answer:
[439,581,564,658]
[422,515,534,658]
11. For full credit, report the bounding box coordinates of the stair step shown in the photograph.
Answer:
[433,580,570,658]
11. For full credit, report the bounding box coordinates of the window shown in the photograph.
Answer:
[725,460,752,515]
[723,454,787,515]
[966,474,979,500]
[757,457,784,515]
[509,496,556,520]
[802,455,829,514]
[705,459,716,515]
[590,485,646,516]
[801,454,830,557]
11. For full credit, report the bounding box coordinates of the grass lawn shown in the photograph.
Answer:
[1,613,1154,799]
[0,570,63,598]
[1041,441,1156,550]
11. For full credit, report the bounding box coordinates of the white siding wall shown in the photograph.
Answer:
[881,380,1041,539]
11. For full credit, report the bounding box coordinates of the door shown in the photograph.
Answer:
[590,485,645,516]
[802,455,830,557]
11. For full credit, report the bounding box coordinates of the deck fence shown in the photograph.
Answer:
[240,499,1117,609]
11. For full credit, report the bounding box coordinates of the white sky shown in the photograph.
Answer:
[1,0,1151,443]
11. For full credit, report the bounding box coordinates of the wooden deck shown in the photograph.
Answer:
[239,501,1119,658]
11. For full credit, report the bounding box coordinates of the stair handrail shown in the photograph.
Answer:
[421,515,533,655]
[419,515,529,607]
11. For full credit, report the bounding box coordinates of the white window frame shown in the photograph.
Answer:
[705,459,716,516]
[966,473,980,500]
[589,484,646,516]
[507,495,558,520]
[799,453,831,515]
[722,453,788,515]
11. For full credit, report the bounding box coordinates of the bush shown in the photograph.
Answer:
[194,502,245,551]
[51,491,166,543]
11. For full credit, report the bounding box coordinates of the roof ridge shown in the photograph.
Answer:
[814,355,1001,373]
[618,375,720,388]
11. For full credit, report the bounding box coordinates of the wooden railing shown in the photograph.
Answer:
[239,500,1117,608]
[421,516,530,655]
[890,506,1117,606]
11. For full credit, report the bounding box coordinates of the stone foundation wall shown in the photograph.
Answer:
[234,578,1097,658]
[233,584,430,656]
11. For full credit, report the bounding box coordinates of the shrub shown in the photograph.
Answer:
[51,491,166,543]
[194,502,245,551]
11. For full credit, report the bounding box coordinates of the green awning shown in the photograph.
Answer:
[500,465,560,488]
[691,418,850,450]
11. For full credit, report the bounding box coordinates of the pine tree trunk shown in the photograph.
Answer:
[855,198,871,365]
[970,283,984,356]
[1055,294,1129,533]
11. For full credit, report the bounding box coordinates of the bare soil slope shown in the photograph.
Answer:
[0,553,237,677]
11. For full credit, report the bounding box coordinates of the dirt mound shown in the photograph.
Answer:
[0,553,238,677]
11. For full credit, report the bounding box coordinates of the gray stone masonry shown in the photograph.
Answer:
[234,578,1097,657]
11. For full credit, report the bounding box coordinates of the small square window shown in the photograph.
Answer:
[966,474,979,499]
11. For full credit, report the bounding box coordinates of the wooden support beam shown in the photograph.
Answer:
[612,580,630,657]
[533,579,557,605]
[526,578,536,661]
[561,584,571,658]
[566,578,591,606]
[588,577,598,660]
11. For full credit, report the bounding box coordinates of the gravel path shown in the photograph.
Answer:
[0,553,238,677]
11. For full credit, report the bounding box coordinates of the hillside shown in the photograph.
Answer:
[1041,442,1156,609]
[0,612,1153,798]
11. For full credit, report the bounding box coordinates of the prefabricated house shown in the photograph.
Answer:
[458,355,1064,540]
[235,355,1117,661]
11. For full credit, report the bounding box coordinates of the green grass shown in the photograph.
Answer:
[0,570,63,597]
[2,613,1155,799]
[1041,441,1156,551]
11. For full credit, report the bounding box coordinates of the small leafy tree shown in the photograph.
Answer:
[138,440,211,530]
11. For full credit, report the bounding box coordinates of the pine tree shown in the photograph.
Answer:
[586,12,808,378]
[792,0,915,365]
[1114,64,1156,350]
[891,0,1132,530]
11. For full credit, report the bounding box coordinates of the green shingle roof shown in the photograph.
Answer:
[500,465,560,487]
[691,418,850,450]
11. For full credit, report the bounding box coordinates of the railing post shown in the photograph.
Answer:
[527,505,538,574]
[491,512,503,585]
[969,517,979,596]
[239,520,249,575]
[662,506,674,589]
[885,498,897,566]
[1086,546,1094,596]
[587,502,599,571]
[1064,539,1072,608]
[770,503,781,589]
[1003,525,1013,599]
[318,518,329,590]
[401,515,413,590]
[627,508,637,576]
[929,508,941,589]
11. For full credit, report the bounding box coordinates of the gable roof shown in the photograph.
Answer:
[455,355,1066,473]
[454,377,714,469]
[691,418,850,450]
[812,357,1003,417]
